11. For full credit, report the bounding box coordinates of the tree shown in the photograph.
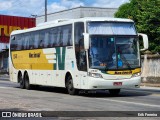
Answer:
[115,0,160,53]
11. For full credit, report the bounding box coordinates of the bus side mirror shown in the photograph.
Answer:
[138,33,149,51]
[83,33,90,50]
[11,36,15,40]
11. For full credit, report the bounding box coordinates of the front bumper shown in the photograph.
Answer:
[87,76,141,89]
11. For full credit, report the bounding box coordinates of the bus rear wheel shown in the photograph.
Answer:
[109,89,120,96]
[66,76,78,95]
[19,73,25,89]
[24,73,31,90]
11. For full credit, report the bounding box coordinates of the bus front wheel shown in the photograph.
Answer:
[109,89,120,96]
[66,76,78,95]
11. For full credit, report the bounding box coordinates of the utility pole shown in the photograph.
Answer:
[45,0,47,22]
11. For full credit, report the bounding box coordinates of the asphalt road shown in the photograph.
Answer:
[0,78,160,119]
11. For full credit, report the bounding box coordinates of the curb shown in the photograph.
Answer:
[0,77,9,81]
[141,83,160,87]
[0,78,9,81]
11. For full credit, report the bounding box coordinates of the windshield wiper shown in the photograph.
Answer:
[119,54,132,71]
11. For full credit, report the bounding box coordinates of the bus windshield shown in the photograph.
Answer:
[89,36,140,70]
[88,22,140,70]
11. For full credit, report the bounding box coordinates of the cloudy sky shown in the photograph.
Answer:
[0,0,129,17]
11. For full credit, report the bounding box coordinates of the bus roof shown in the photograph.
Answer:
[11,17,134,35]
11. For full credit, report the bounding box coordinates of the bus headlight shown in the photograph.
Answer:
[132,72,141,77]
[88,72,103,78]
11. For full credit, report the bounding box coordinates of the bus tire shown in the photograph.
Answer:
[109,89,120,96]
[19,73,25,89]
[24,73,31,90]
[66,76,78,95]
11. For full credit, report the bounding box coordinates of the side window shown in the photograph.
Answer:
[23,33,30,50]
[49,29,54,47]
[68,25,72,46]
[44,30,49,48]
[62,26,69,46]
[39,30,45,48]
[34,31,39,49]
[62,25,72,46]
[17,35,23,50]
[56,27,61,47]
[59,27,63,46]
[75,23,84,46]
[10,35,17,51]
[49,28,57,47]
[74,22,86,71]
[29,33,34,49]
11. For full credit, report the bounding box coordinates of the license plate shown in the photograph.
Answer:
[113,82,122,86]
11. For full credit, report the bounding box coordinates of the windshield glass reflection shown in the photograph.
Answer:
[89,36,140,70]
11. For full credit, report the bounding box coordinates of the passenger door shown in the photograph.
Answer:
[74,22,88,89]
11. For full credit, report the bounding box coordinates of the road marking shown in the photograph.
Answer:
[96,98,160,108]
[0,86,13,89]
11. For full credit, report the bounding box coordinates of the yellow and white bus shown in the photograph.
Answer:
[9,17,148,95]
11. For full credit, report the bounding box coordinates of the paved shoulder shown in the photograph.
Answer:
[0,74,9,81]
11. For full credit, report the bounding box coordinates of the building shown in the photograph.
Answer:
[36,7,117,24]
[0,15,35,73]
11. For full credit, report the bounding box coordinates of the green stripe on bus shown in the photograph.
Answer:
[55,47,66,70]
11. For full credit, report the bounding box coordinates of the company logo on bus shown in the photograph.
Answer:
[29,52,41,58]
[115,71,132,75]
